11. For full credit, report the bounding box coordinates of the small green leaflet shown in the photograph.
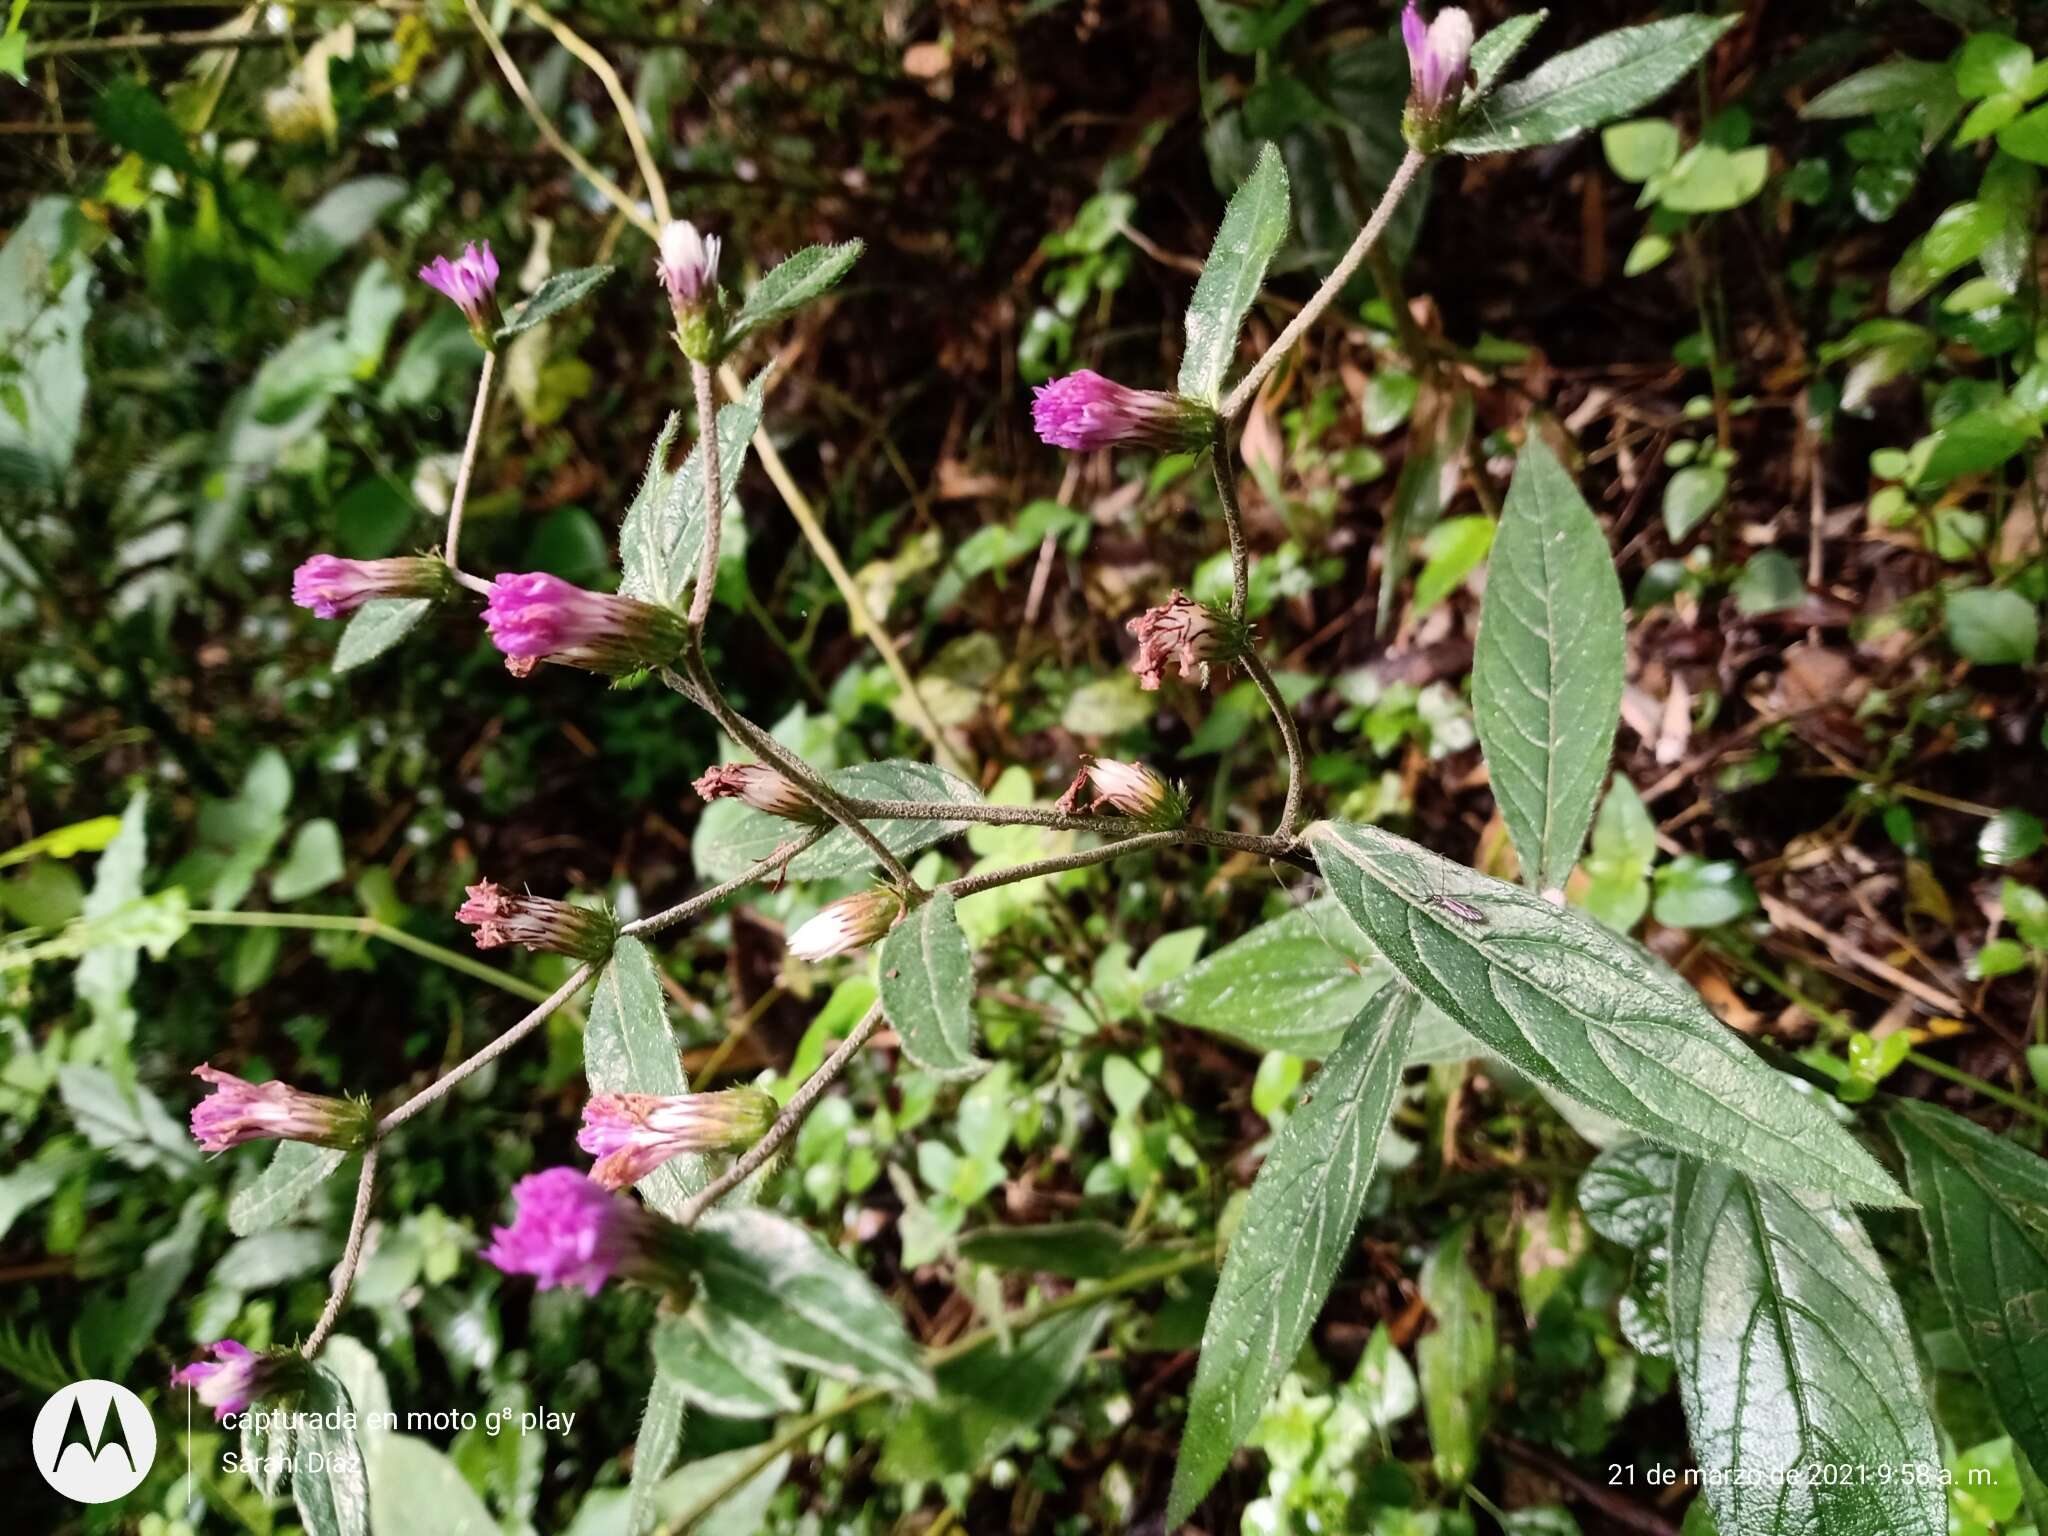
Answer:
[728,241,864,347]
[1888,1101,2048,1478]
[1669,1161,1945,1536]
[229,1143,348,1236]
[333,597,434,673]
[617,370,769,608]
[585,938,705,1219]
[1167,985,1419,1525]
[878,891,984,1078]
[1179,142,1290,407]
[681,1207,934,1399]
[1449,16,1740,156]
[651,1311,800,1419]
[1471,439,1624,893]
[1307,820,1907,1208]
[292,1367,371,1536]
[1468,10,1548,99]
[493,265,614,343]
[1417,1225,1496,1489]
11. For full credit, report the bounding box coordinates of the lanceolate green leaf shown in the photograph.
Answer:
[1448,16,1740,156]
[627,1373,688,1536]
[332,597,433,673]
[729,241,864,346]
[1468,10,1549,99]
[693,759,984,882]
[617,370,769,608]
[493,264,614,342]
[1889,1101,2048,1476]
[229,1142,348,1236]
[1179,142,1290,406]
[1472,439,1624,892]
[585,938,704,1219]
[683,1207,934,1399]
[1417,1225,1497,1489]
[1669,1162,1945,1536]
[1307,820,1906,1207]
[878,891,984,1078]
[293,1367,371,1536]
[651,1311,800,1419]
[1167,985,1420,1524]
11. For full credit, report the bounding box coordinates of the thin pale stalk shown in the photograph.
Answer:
[508,0,671,227]
[184,909,563,1008]
[942,832,1182,898]
[620,827,825,940]
[302,1146,377,1357]
[687,361,722,630]
[1211,418,1250,620]
[376,963,594,1136]
[673,1003,886,1225]
[1221,148,1426,421]
[1239,649,1307,841]
[445,348,496,571]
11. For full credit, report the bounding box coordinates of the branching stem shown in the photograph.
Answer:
[444,348,496,572]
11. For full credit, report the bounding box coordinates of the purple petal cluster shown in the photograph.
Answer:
[1030,371,1215,454]
[171,1341,277,1421]
[418,241,501,333]
[480,1168,649,1296]
[291,554,449,620]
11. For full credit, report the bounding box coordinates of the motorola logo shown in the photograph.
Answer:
[33,1380,158,1504]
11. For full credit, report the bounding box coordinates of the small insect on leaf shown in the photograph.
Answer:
[1426,894,1489,926]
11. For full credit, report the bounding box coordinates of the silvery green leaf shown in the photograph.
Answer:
[1670,1162,1945,1536]
[1179,142,1289,406]
[292,1367,370,1536]
[879,890,984,1078]
[729,242,863,347]
[230,1143,348,1236]
[1579,1140,1677,1358]
[366,1435,495,1536]
[493,265,614,342]
[243,1397,295,1498]
[692,759,983,882]
[333,597,433,673]
[682,1207,934,1399]
[585,938,704,1219]
[1468,10,1548,98]
[626,1373,688,1536]
[617,371,769,608]
[1888,1100,2048,1476]
[1449,16,1740,155]
[956,1221,1178,1280]
[1167,985,1419,1524]
[1472,439,1624,892]
[1307,820,1906,1208]
[651,1313,800,1419]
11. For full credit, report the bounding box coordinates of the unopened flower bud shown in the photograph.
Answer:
[786,888,904,962]
[656,219,724,361]
[578,1089,777,1190]
[172,1341,302,1422]
[482,572,686,678]
[457,881,618,962]
[1126,591,1249,691]
[188,1065,370,1153]
[1401,4,1474,149]
[1054,757,1188,828]
[418,240,503,346]
[481,1168,678,1296]
[694,763,827,824]
[292,554,454,620]
[1031,370,1218,454]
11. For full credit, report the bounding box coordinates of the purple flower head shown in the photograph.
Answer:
[786,888,904,963]
[291,554,452,620]
[694,762,826,824]
[188,1065,367,1154]
[480,1168,653,1296]
[171,1340,294,1422]
[456,881,618,962]
[1126,592,1248,691]
[480,572,686,678]
[578,1090,776,1190]
[1053,757,1187,828]
[1030,370,1216,454]
[1401,4,1474,140]
[418,241,502,340]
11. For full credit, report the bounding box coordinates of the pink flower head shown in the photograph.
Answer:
[480,1168,654,1296]
[188,1065,367,1154]
[418,240,502,339]
[786,888,904,963]
[481,572,686,678]
[291,554,452,620]
[457,881,618,962]
[172,1340,292,1422]
[694,762,826,824]
[655,219,722,312]
[1030,371,1217,454]
[1053,757,1187,827]
[1126,591,1247,691]
[578,1089,777,1190]
[1401,4,1474,137]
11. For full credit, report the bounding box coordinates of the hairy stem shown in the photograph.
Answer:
[1222,148,1426,421]
[619,827,825,940]
[445,348,497,572]
[674,1003,886,1225]
[942,832,1182,898]
[687,361,723,631]
[303,1147,377,1357]
[1211,419,1251,620]
[376,963,595,1138]
[1239,649,1308,841]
